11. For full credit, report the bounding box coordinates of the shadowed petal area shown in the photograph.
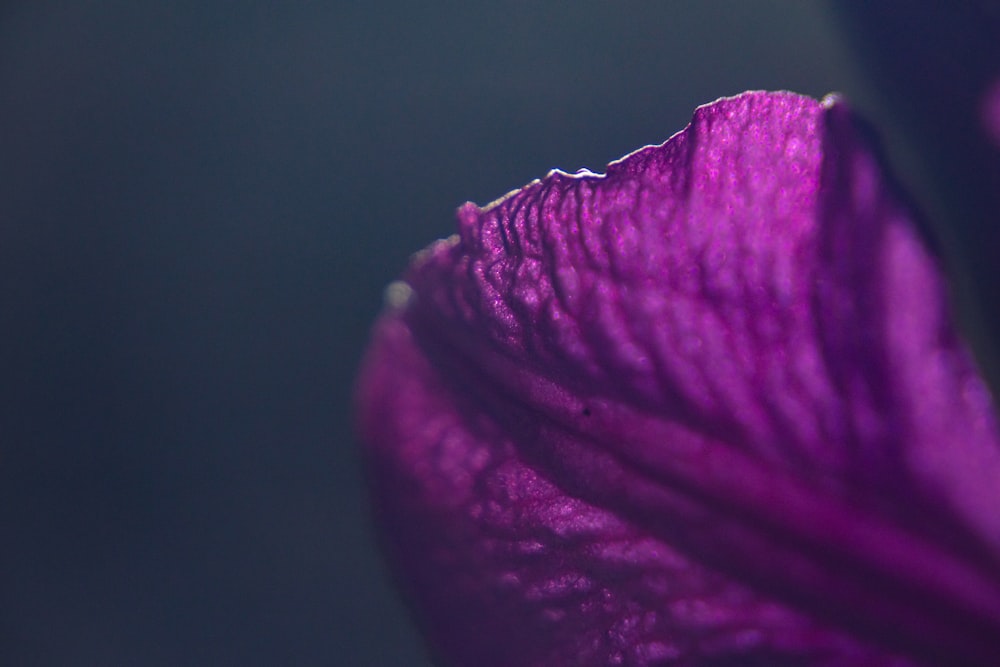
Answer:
[832,2,1000,388]
[355,92,1000,666]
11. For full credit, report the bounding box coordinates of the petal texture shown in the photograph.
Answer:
[356,92,1000,666]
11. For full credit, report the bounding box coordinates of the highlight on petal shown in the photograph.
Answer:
[355,91,1000,666]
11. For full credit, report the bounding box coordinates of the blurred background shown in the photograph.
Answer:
[0,2,992,665]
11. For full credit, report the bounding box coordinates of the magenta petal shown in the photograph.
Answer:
[355,92,1000,666]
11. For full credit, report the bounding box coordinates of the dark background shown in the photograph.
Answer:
[0,2,965,665]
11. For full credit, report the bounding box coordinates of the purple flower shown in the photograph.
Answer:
[354,92,1000,665]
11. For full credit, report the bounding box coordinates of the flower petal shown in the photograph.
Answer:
[356,92,1000,666]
